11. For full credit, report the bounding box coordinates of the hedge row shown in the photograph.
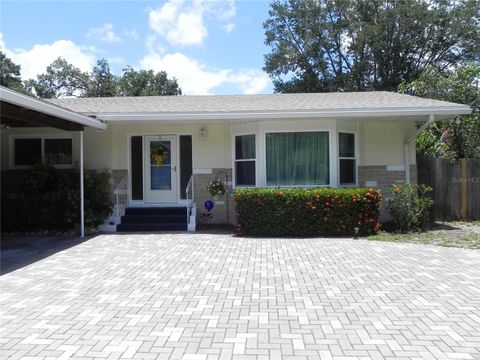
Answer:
[1,163,112,233]
[234,187,382,237]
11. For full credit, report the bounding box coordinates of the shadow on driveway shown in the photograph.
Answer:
[1,234,91,275]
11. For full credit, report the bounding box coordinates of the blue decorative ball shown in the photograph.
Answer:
[204,200,214,211]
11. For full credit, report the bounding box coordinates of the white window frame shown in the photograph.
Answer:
[233,133,256,187]
[264,130,331,188]
[9,134,74,169]
[338,131,357,186]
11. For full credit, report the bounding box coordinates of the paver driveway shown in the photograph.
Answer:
[1,234,480,360]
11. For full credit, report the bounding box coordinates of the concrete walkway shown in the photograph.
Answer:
[1,233,479,359]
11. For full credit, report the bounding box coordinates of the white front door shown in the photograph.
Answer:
[145,135,177,203]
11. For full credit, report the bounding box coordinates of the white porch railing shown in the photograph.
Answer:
[114,175,129,222]
[186,174,196,231]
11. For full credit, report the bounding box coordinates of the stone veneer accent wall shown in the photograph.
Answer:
[193,168,236,225]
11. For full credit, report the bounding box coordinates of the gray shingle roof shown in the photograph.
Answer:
[47,91,470,115]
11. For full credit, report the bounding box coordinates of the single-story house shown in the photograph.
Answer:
[1,87,471,232]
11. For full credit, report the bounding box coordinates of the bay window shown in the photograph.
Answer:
[266,132,329,186]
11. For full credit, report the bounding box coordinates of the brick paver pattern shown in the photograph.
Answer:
[1,234,480,360]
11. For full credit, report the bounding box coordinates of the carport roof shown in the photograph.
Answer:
[0,86,107,131]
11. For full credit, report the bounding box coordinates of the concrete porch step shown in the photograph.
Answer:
[116,223,187,232]
[117,207,188,232]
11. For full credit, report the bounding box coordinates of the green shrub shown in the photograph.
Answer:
[234,187,382,237]
[3,163,112,233]
[387,184,434,232]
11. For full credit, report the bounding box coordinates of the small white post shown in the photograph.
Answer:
[80,130,85,238]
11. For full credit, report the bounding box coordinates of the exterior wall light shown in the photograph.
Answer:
[199,127,207,141]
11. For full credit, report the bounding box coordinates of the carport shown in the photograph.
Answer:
[0,86,107,237]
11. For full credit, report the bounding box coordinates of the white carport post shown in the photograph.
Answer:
[80,130,85,238]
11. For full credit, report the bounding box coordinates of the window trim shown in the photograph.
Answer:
[10,134,74,169]
[233,133,256,187]
[264,130,331,188]
[338,131,357,186]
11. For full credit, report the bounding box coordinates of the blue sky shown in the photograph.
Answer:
[0,0,274,95]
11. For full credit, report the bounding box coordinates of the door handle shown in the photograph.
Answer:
[173,166,177,172]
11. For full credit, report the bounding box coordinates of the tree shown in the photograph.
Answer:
[26,57,90,98]
[263,0,480,93]
[25,58,182,98]
[117,67,181,96]
[85,59,118,97]
[0,51,25,93]
[399,63,480,160]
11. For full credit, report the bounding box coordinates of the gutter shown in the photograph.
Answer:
[94,107,471,122]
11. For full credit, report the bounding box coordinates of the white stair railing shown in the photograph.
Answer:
[186,174,196,231]
[114,175,128,223]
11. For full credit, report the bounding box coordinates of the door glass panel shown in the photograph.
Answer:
[150,140,171,190]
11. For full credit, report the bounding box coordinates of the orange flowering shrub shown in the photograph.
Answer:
[234,187,382,237]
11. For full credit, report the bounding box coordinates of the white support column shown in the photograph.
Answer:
[80,130,85,238]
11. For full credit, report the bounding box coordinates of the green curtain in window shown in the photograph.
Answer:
[266,132,329,186]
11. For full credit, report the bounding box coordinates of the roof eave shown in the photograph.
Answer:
[0,86,107,130]
[95,106,471,122]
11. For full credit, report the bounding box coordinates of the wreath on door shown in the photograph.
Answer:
[151,144,169,166]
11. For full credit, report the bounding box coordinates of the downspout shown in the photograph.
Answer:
[403,114,435,184]
[80,130,85,238]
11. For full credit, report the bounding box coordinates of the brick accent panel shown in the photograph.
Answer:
[358,165,417,221]
[193,168,236,225]
[358,165,417,196]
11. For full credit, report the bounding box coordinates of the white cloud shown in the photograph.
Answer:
[140,51,270,95]
[148,0,236,46]
[223,23,236,34]
[123,28,139,40]
[228,69,271,95]
[0,34,96,80]
[87,23,122,43]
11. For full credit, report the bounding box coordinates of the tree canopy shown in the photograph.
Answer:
[1,52,182,98]
[263,0,480,93]
[399,64,480,160]
[117,66,182,97]
[0,51,25,93]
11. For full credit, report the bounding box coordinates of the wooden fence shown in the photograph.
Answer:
[418,158,480,221]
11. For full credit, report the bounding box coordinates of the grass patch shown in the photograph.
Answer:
[368,222,480,250]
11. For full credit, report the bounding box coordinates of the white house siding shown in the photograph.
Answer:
[360,120,416,166]
[357,120,418,197]
[1,118,419,225]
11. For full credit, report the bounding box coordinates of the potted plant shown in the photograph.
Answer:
[206,179,226,200]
